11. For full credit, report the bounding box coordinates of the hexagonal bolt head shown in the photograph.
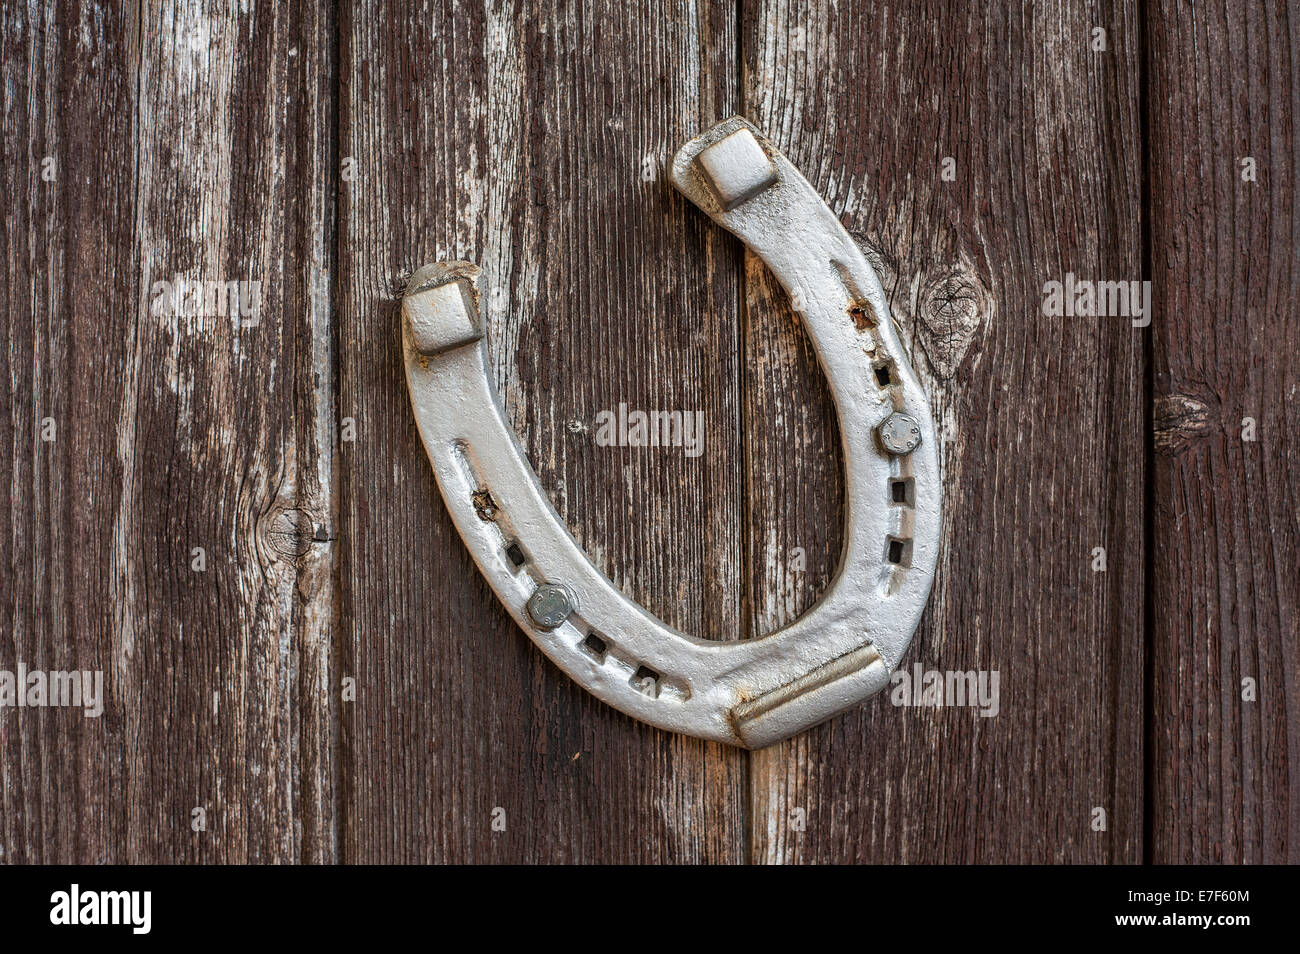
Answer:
[877,412,922,455]
[526,583,574,630]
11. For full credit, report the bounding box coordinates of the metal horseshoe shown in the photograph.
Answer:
[402,118,940,748]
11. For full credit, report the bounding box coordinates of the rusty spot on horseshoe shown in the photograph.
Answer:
[849,299,878,331]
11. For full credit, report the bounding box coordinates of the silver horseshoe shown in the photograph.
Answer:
[402,118,941,748]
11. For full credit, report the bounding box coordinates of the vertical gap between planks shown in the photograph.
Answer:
[325,0,345,866]
[124,0,145,863]
[329,0,349,865]
[735,0,756,867]
[1138,0,1155,867]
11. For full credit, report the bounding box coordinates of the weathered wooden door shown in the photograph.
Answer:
[1,0,1295,863]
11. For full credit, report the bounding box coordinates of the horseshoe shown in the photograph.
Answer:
[402,117,940,748]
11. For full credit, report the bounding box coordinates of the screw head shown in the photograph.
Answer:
[877,412,922,455]
[526,583,574,629]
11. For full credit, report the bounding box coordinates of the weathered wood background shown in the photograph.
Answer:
[0,0,1295,863]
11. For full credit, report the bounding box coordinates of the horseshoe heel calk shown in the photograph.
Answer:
[403,118,941,748]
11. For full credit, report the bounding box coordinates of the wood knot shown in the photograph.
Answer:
[264,507,318,558]
[1154,394,1213,454]
[914,261,990,379]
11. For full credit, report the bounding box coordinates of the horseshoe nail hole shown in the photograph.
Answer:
[631,665,660,698]
[471,489,499,521]
[887,536,912,567]
[849,301,877,330]
[890,477,915,507]
[874,363,894,388]
[505,541,527,568]
[581,631,608,663]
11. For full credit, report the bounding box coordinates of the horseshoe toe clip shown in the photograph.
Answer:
[403,118,940,748]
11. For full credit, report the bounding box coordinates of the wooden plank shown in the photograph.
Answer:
[741,0,1146,862]
[0,0,337,862]
[123,0,338,863]
[337,0,747,861]
[0,0,138,864]
[1147,0,1300,863]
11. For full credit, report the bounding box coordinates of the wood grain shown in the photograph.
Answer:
[336,0,747,862]
[3,0,1296,866]
[1147,0,1300,863]
[0,0,337,862]
[740,0,1146,862]
[0,0,138,864]
[124,0,337,863]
